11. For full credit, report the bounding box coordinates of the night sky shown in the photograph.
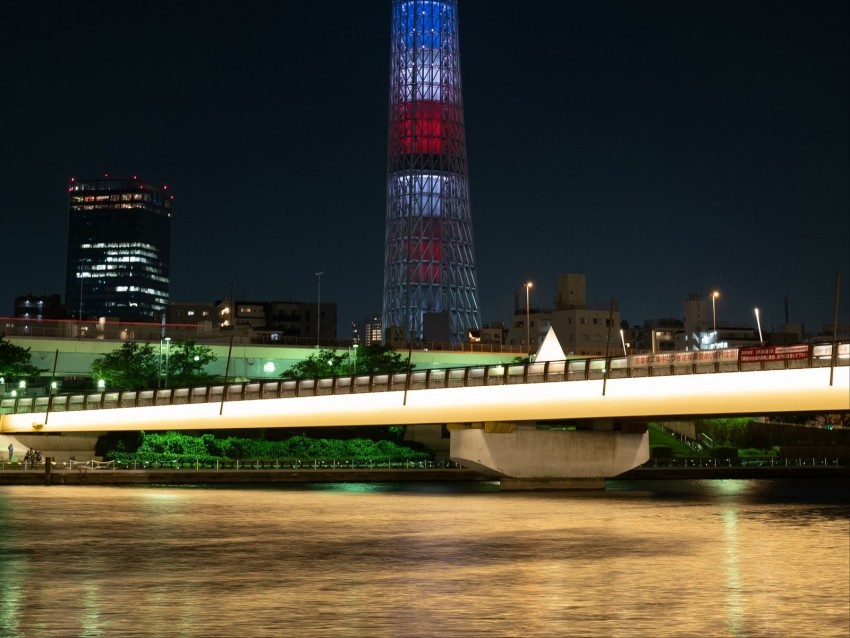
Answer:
[2,1,847,335]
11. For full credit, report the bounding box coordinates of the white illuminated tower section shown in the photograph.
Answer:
[383,0,481,344]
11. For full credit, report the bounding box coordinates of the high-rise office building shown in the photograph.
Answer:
[382,0,481,344]
[65,176,172,323]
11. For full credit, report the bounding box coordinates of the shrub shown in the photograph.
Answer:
[100,431,433,464]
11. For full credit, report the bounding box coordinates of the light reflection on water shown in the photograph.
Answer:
[0,479,847,637]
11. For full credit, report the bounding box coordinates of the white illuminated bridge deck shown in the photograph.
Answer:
[1,344,848,434]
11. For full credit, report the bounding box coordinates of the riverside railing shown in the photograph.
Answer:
[1,456,845,472]
[2,342,847,416]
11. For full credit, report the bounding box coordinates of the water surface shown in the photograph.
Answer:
[0,479,847,637]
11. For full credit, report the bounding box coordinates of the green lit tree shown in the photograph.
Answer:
[90,340,217,391]
[280,349,346,379]
[347,344,411,375]
[166,340,217,387]
[0,335,44,382]
[280,345,413,380]
[90,342,159,390]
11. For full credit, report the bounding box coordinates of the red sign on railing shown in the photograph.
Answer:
[738,345,809,363]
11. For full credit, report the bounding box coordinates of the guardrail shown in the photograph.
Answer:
[0,458,464,471]
[1,457,845,472]
[2,342,847,416]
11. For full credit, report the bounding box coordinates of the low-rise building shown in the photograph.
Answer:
[505,274,621,357]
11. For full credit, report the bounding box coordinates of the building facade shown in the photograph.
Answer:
[168,298,338,344]
[505,274,622,357]
[65,176,171,323]
[382,0,481,344]
[13,294,66,320]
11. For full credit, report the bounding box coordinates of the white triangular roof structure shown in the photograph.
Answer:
[534,327,567,362]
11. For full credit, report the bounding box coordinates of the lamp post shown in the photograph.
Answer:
[754,307,763,346]
[524,281,533,356]
[78,260,85,337]
[711,291,719,333]
[315,272,324,347]
[164,337,172,388]
[352,343,359,375]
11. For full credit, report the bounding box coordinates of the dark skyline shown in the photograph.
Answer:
[1,1,847,335]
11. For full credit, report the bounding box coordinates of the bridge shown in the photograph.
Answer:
[2,342,848,488]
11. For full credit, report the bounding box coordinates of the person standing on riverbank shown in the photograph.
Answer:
[7,443,12,462]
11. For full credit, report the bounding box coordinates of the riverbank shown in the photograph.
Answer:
[0,464,848,486]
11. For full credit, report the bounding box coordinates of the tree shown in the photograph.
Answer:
[280,349,346,379]
[347,344,411,375]
[279,345,413,380]
[90,340,217,391]
[166,340,217,387]
[90,342,159,391]
[0,335,45,381]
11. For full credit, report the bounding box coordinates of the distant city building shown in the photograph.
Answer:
[698,326,761,350]
[682,293,708,351]
[167,301,217,326]
[633,292,765,352]
[65,176,172,323]
[13,294,66,320]
[266,299,337,341]
[168,298,338,343]
[480,322,506,346]
[363,316,383,346]
[506,305,551,354]
[505,274,621,357]
[630,318,684,353]
[813,324,850,342]
[382,0,481,344]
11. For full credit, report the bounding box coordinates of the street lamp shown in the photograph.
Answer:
[164,337,172,388]
[315,271,324,347]
[754,307,764,346]
[525,281,533,356]
[352,343,359,375]
[711,291,720,333]
[78,260,87,337]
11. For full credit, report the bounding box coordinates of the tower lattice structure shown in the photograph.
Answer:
[382,0,481,344]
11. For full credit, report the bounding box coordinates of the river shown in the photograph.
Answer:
[0,478,847,637]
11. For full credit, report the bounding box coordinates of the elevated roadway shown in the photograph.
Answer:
[2,344,847,433]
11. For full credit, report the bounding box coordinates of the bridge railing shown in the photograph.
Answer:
[2,342,847,416]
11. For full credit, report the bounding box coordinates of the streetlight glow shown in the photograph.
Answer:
[755,307,764,346]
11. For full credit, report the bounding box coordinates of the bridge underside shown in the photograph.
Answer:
[448,420,649,489]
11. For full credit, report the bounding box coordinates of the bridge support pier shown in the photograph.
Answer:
[449,422,649,490]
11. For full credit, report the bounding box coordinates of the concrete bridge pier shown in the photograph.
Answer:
[448,420,649,490]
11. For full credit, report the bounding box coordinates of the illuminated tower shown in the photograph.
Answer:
[382,0,481,344]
